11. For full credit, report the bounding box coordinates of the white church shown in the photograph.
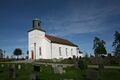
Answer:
[28,18,83,59]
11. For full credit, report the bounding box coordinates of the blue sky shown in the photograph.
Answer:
[0,0,120,57]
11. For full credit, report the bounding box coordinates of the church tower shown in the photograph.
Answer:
[32,18,41,29]
[28,18,45,59]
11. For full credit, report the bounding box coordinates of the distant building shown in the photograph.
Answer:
[28,18,83,59]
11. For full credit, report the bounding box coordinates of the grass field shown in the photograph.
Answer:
[0,63,120,80]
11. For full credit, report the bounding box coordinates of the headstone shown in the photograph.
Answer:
[1,64,4,67]
[29,73,40,80]
[30,65,40,80]
[8,64,16,79]
[58,65,63,74]
[86,69,98,80]
[34,65,40,72]
[53,64,64,74]
[18,64,21,70]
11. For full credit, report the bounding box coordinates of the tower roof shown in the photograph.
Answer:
[28,18,45,32]
[34,18,39,20]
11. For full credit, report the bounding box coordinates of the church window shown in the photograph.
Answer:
[66,48,68,56]
[38,22,40,26]
[31,50,34,59]
[77,48,79,54]
[59,47,61,56]
[39,47,41,56]
[71,49,73,55]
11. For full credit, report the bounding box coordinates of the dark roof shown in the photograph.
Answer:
[28,28,46,32]
[45,35,78,47]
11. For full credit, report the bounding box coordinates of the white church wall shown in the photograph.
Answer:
[28,29,45,59]
[40,38,51,59]
[51,43,79,59]
[28,29,82,59]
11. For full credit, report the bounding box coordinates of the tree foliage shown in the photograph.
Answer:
[13,48,22,58]
[93,37,107,56]
[112,31,120,56]
[0,49,3,58]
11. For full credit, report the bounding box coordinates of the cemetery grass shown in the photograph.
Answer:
[100,69,120,80]
[0,63,120,80]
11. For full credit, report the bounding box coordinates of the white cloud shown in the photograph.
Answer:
[43,1,120,37]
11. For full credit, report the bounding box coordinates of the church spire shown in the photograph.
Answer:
[32,18,41,30]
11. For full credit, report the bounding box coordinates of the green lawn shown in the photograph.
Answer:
[40,65,85,80]
[101,69,120,80]
[0,63,120,80]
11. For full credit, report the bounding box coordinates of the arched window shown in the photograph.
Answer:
[66,48,68,56]
[39,47,41,56]
[59,47,61,56]
[71,49,73,56]
[31,50,34,59]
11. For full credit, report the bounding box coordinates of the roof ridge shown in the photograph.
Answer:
[45,34,78,47]
[46,34,70,41]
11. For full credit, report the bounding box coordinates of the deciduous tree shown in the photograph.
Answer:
[13,48,22,59]
[112,31,120,65]
[93,37,107,57]
[112,31,120,57]
[0,49,3,58]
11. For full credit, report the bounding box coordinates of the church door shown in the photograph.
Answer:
[31,50,34,59]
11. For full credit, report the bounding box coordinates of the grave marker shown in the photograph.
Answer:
[1,64,4,67]
[8,64,16,79]
[34,65,40,72]
[18,64,21,70]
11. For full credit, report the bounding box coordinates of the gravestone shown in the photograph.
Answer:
[1,64,4,67]
[53,64,64,74]
[86,69,98,80]
[8,64,16,79]
[18,64,21,70]
[29,65,40,80]
[29,72,40,80]
[34,65,40,72]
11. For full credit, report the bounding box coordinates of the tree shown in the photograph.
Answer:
[0,49,3,58]
[93,37,107,77]
[13,48,22,59]
[112,31,120,56]
[93,37,107,65]
[112,31,120,65]
[93,37,107,57]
